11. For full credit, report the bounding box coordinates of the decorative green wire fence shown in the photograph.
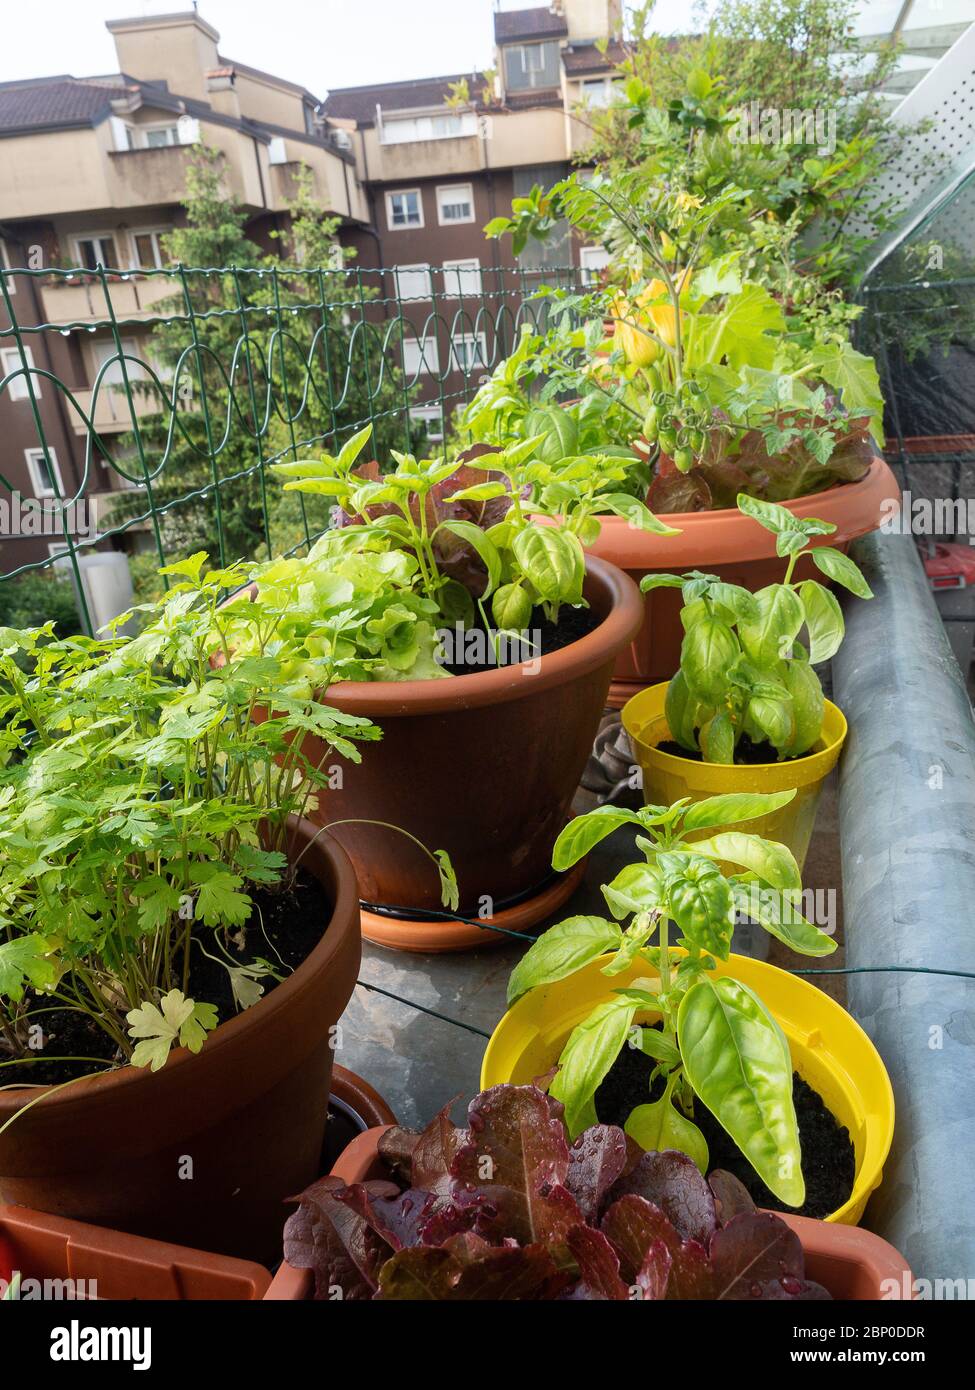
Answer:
[0,260,587,634]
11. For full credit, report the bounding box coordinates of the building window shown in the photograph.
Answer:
[1,346,39,401]
[0,239,15,294]
[579,77,620,107]
[24,447,64,498]
[386,189,423,229]
[92,338,146,388]
[436,183,475,226]
[381,111,476,145]
[402,335,440,376]
[410,404,444,443]
[450,332,488,373]
[73,234,118,271]
[442,258,482,297]
[579,245,610,283]
[137,123,181,148]
[394,264,433,301]
[130,229,168,270]
[504,41,560,91]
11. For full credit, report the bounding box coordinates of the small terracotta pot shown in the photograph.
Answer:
[0,819,361,1265]
[330,1065,397,1130]
[265,1125,914,1301]
[0,1204,271,1300]
[302,556,643,926]
[575,458,900,704]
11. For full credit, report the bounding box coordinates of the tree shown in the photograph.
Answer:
[579,0,904,296]
[110,145,419,586]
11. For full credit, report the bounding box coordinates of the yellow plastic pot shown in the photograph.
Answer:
[481,952,894,1225]
[622,682,848,870]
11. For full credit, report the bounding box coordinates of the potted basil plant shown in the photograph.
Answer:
[259,426,653,950]
[622,492,873,866]
[482,793,894,1223]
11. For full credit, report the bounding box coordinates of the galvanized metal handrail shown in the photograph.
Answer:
[834,528,975,1284]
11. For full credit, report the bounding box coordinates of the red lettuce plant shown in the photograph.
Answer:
[283,1083,830,1301]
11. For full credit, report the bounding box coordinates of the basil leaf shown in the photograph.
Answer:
[551,998,639,1138]
[678,976,804,1206]
[507,915,623,1005]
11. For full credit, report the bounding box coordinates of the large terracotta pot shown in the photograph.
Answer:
[307,556,643,924]
[265,1126,914,1301]
[0,1205,271,1301]
[0,819,360,1265]
[579,458,900,705]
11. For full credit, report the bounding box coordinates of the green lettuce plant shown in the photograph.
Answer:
[506,790,837,1207]
[0,555,454,1085]
[642,493,873,762]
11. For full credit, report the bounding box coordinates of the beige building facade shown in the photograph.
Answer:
[0,4,620,582]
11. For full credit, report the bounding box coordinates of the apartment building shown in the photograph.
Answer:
[0,9,366,584]
[323,0,622,439]
[0,3,620,591]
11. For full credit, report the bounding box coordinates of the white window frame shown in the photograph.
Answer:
[132,122,181,150]
[516,43,546,74]
[579,245,611,284]
[24,446,64,499]
[129,227,169,271]
[385,188,424,230]
[442,258,482,298]
[1,345,39,401]
[72,232,118,272]
[435,183,475,226]
[579,77,619,107]
[402,335,440,376]
[380,110,476,145]
[450,331,488,374]
[0,239,15,294]
[410,403,445,442]
[394,263,433,301]
[91,337,146,387]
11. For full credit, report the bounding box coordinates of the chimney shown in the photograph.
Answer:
[205,66,241,120]
[106,10,220,102]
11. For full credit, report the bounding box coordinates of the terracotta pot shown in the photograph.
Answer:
[330,1064,397,1130]
[305,556,643,922]
[0,1204,271,1300]
[266,1126,914,1301]
[575,458,900,704]
[0,819,361,1265]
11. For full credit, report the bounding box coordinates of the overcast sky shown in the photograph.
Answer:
[0,0,704,94]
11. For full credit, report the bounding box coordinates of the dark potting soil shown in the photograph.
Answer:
[440,603,600,677]
[656,733,802,766]
[594,1042,855,1221]
[0,868,331,1090]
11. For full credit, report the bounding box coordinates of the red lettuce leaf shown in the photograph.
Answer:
[565,1124,631,1224]
[378,1235,570,1301]
[709,1211,805,1300]
[451,1084,582,1250]
[283,1176,398,1300]
[606,1150,717,1245]
[708,1169,757,1226]
[567,1224,632,1300]
[602,1193,712,1299]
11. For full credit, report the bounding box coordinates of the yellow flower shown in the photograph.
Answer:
[613,270,692,360]
[612,294,661,366]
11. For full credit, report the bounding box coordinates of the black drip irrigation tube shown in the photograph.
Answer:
[833,529,975,1284]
